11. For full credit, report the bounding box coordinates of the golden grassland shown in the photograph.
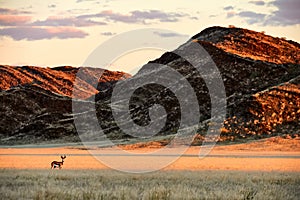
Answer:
[0,169,299,200]
[0,137,299,199]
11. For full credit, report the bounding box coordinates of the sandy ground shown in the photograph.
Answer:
[0,137,299,171]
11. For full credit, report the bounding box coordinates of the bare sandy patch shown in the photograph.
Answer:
[0,137,299,171]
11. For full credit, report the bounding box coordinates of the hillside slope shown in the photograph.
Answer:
[0,26,299,144]
[192,26,300,64]
[0,65,130,99]
[124,26,300,142]
[0,66,130,144]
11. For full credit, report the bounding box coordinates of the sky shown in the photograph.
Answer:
[0,0,299,74]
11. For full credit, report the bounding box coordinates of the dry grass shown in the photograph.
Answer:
[0,169,299,200]
[1,138,299,199]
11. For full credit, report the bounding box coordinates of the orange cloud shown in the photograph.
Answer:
[0,26,88,40]
[0,15,31,26]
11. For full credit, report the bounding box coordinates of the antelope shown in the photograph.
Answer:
[51,155,66,169]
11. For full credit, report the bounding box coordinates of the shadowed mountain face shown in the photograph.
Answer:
[1,26,299,144]
[0,66,131,144]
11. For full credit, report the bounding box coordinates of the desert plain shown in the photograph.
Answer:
[1,136,299,171]
[1,137,300,199]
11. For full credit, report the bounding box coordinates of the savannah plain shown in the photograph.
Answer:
[1,137,299,199]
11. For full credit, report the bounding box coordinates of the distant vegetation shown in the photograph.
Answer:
[1,169,299,199]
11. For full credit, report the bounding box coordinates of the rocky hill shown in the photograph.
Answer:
[0,26,299,145]
[114,26,300,143]
[193,27,300,141]
[0,66,130,144]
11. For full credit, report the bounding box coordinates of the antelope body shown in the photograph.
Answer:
[51,155,66,169]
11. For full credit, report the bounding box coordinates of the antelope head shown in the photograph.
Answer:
[61,155,66,162]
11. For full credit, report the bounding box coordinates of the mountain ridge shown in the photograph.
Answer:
[192,26,300,65]
[1,26,299,144]
[0,65,131,99]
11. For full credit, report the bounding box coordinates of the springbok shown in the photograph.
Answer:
[51,155,66,169]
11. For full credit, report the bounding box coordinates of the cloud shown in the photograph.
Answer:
[79,10,187,24]
[190,16,198,20]
[0,8,16,14]
[131,10,185,22]
[226,11,236,18]
[224,6,234,10]
[265,0,300,25]
[153,31,188,38]
[238,11,266,24]
[0,7,31,15]
[226,10,266,24]
[236,0,300,26]
[0,15,31,26]
[48,4,56,8]
[0,7,32,26]
[159,18,178,22]
[249,1,265,6]
[66,8,91,14]
[101,31,116,36]
[209,14,218,18]
[31,16,106,27]
[85,10,139,23]
[0,27,88,40]
[0,7,92,41]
